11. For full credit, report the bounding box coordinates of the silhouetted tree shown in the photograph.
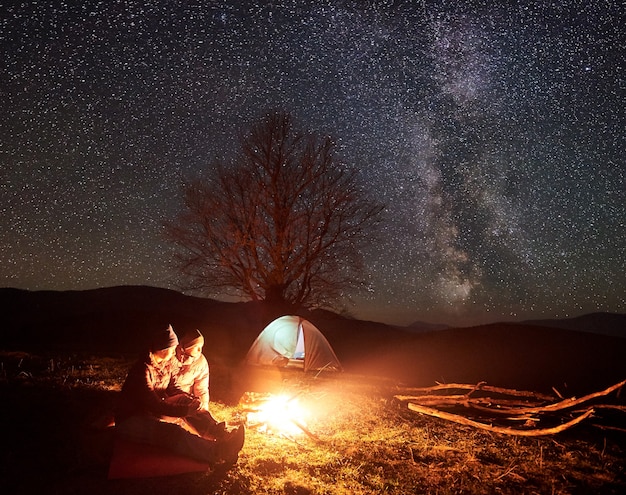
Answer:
[165,111,384,311]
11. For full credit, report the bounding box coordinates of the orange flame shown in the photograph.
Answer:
[247,394,309,436]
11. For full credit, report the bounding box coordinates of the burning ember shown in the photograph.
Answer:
[242,392,315,439]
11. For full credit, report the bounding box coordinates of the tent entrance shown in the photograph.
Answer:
[286,324,305,368]
[293,325,305,359]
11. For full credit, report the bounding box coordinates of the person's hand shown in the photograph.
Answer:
[186,398,202,415]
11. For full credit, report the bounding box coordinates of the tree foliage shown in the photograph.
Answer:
[165,111,383,310]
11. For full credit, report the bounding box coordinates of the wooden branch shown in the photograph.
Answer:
[591,424,626,434]
[476,379,626,416]
[468,402,543,416]
[290,418,322,443]
[407,402,595,436]
[400,382,556,401]
[398,380,626,436]
[394,394,470,404]
[397,380,626,418]
[586,404,626,413]
[394,394,544,410]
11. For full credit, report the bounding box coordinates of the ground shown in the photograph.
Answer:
[1,351,625,494]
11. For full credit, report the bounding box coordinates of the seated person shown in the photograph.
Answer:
[170,329,227,438]
[115,324,244,464]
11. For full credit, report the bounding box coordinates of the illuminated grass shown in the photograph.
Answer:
[207,369,626,494]
[1,352,624,494]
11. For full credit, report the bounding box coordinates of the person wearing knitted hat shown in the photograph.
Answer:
[174,329,209,408]
[115,324,244,465]
[171,329,228,438]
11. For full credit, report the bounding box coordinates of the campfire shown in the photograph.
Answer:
[241,392,320,441]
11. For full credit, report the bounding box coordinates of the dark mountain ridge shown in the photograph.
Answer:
[1,286,625,395]
[521,312,626,338]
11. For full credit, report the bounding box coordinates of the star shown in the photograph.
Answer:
[1,1,624,327]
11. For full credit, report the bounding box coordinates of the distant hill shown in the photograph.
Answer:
[520,312,626,338]
[0,286,272,362]
[1,286,625,395]
[353,321,626,396]
[406,320,450,332]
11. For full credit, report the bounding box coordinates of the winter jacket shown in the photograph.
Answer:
[171,353,210,410]
[115,353,191,423]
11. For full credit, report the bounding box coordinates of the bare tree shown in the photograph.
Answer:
[165,111,384,311]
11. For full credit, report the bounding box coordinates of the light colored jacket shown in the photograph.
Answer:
[172,353,210,410]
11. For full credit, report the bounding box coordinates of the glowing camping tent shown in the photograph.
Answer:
[245,316,342,372]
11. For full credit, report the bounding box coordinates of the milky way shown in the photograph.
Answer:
[1,1,624,326]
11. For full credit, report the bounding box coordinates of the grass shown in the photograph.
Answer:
[1,350,625,494]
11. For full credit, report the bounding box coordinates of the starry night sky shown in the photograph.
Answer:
[1,1,624,327]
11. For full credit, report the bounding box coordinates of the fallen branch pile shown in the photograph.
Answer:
[395,379,626,436]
